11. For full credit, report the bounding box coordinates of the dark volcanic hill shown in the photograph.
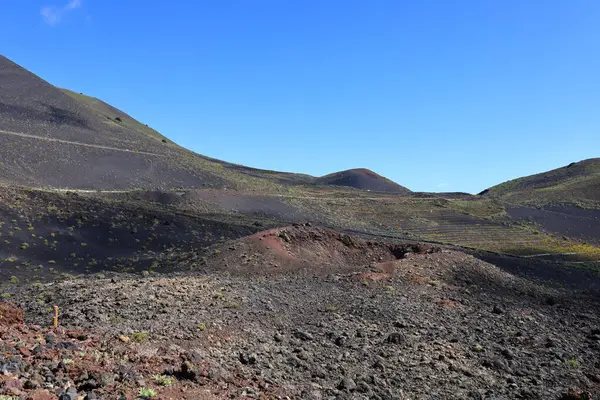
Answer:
[480,158,600,205]
[316,168,410,193]
[0,55,242,190]
[0,55,407,194]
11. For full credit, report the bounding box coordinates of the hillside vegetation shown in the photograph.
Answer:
[482,158,600,208]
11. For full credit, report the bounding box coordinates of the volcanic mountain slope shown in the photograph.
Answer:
[481,158,600,206]
[0,56,219,189]
[0,55,406,193]
[60,89,317,187]
[316,168,410,193]
[0,55,319,191]
[481,159,600,244]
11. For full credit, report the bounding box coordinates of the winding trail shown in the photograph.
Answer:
[0,129,163,157]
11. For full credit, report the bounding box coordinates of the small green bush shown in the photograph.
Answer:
[131,331,149,343]
[138,387,156,399]
[152,374,175,386]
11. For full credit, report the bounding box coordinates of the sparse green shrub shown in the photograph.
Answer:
[567,359,578,368]
[131,331,149,343]
[9,276,19,284]
[138,387,156,399]
[198,323,206,331]
[152,374,175,387]
[223,301,240,309]
[474,344,484,352]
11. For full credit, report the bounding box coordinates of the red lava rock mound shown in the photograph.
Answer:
[0,302,24,326]
[211,224,438,274]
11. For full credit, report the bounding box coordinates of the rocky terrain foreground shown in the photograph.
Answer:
[1,226,599,400]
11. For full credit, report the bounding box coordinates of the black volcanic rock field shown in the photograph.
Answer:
[1,55,600,399]
[9,248,600,400]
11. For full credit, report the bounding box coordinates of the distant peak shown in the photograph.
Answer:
[317,168,410,193]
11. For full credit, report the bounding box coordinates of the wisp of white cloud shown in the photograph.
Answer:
[66,0,82,10]
[437,182,450,189]
[41,0,82,26]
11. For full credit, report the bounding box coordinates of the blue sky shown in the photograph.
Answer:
[1,1,599,193]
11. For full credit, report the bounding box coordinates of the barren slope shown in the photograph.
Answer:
[0,55,247,190]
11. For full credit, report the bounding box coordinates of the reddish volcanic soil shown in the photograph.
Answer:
[208,224,438,275]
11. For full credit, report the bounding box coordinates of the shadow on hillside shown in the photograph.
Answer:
[0,102,90,129]
[0,201,262,283]
[507,205,600,244]
[472,250,600,293]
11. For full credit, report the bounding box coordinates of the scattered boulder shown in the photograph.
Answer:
[492,305,504,314]
[337,377,357,392]
[293,329,314,341]
[385,332,405,345]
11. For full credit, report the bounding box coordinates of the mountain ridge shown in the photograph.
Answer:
[0,55,406,193]
[481,158,600,206]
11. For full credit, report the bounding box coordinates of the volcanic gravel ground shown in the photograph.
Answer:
[11,251,600,399]
[508,206,600,244]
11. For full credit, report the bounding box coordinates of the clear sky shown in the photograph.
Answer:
[1,1,599,193]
